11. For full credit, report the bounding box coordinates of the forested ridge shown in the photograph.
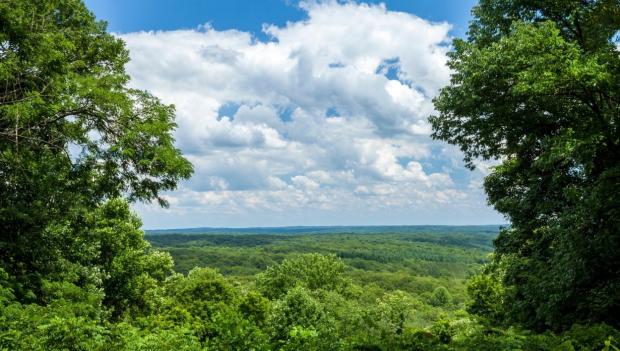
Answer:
[1,0,619,350]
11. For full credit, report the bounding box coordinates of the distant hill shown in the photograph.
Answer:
[145,224,503,236]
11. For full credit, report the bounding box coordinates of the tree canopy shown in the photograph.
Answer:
[0,0,192,301]
[430,0,620,331]
[2,0,620,349]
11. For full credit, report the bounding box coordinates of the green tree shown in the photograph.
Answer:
[268,286,330,350]
[430,0,620,330]
[159,268,270,349]
[164,268,238,317]
[376,291,418,339]
[90,199,174,318]
[466,271,504,324]
[430,286,452,307]
[0,280,109,351]
[256,253,349,299]
[0,0,192,300]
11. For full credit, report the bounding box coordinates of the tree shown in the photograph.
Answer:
[430,0,620,330]
[256,253,349,299]
[268,286,329,350]
[159,267,270,349]
[430,286,452,307]
[0,0,192,300]
[466,270,504,324]
[90,199,174,318]
[376,290,418,338]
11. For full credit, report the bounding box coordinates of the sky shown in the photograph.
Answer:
[84,0,505,229]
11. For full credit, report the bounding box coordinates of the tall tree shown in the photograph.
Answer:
[430,0,620,330]
[0,0,192,300]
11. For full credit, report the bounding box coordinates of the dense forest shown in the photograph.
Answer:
[1,0,619,350]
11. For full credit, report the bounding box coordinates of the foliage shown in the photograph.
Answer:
[430,0,620,331]
[466,270,505,323]
[1,0,619,349]
[256,253,349,299]
[2,225,619,350]
[430,286,452,307]
[0,0,192,301]
[92,199,174,318]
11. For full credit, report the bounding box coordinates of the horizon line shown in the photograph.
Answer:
[145,223,507,231]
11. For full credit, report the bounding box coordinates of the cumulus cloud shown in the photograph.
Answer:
[122,1,502,227]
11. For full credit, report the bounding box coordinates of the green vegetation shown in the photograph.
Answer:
[1,0,619,350]
[3,223,619,350]
[144,229,620,350]
[0,0,192,306]
[147,228,494,276]
[431,0,620,332]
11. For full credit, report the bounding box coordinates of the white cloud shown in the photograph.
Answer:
[122,1,503,227]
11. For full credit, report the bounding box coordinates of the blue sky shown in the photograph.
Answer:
[86,0,477,37]
[84,0,503,229]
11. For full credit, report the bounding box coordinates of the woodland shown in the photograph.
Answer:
[0,0,619,350]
